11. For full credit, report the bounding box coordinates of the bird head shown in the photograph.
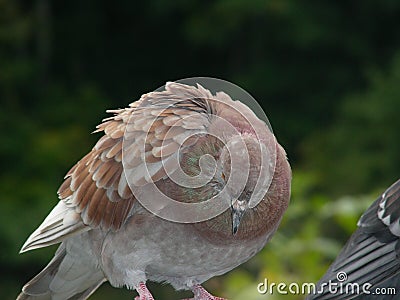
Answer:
[216,133,273,235]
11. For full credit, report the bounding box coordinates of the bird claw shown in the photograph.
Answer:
[181,285,227,300]
[181,298,226,300]
[135,282,154,300]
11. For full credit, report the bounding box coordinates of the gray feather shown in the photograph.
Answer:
[18,241,106,300]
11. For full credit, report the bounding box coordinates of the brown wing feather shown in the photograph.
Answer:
[58,112,135,231]
[56,83,213,232]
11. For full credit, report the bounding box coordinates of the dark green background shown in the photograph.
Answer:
[2,1,400,299]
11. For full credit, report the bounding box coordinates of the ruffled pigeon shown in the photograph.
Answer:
[18,82,291,300]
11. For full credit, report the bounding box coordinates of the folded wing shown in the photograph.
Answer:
[21,83,215,252]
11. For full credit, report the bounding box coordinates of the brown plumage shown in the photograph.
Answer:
[18,82,291,300]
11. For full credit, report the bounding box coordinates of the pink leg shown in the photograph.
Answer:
[181,284,227,300]
[134,282,155,300]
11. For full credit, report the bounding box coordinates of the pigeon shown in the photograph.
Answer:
[308,179,400,300]
[17,82,291,300]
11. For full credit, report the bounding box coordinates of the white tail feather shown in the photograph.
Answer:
[20,201,89,253]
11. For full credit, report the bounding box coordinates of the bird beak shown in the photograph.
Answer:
[231,200,246,235]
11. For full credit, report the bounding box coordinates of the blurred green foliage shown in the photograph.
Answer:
[1,0,400,299]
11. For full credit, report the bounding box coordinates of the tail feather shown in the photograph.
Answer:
[18,243,106,300]
[20,201,89,253]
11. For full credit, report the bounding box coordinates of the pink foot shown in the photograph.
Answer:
[181,284,227,300]
[134,282,155,300]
